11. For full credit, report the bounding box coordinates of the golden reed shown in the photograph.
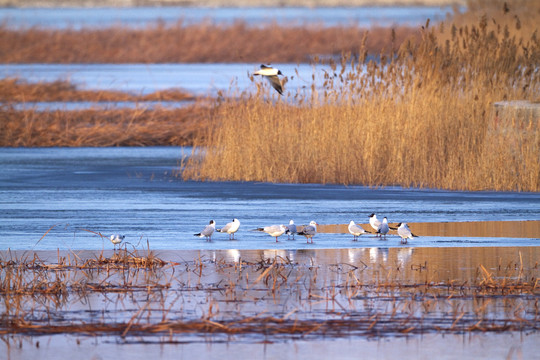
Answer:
[183,6,539,191]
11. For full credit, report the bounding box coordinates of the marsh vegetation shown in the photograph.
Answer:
[183,3,540,191]
[1,247,539,343]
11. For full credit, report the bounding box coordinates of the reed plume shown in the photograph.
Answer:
[183,11,539,191]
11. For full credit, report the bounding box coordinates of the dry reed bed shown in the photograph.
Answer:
[0,77,194,102]
[1,251,538,341]
[183,9,540,191]
[0,22,419,63]
[0,77,205,147]
[0,105,212,146]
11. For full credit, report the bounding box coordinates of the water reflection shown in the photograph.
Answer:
[319,220,540,238]
[1,247,537,343]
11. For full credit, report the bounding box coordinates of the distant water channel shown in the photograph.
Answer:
[0,6,455,29]
[0,147,538,251]
[0,63,326,98]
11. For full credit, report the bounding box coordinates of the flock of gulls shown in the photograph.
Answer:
[192,214,418,245]
[108,215,417,249]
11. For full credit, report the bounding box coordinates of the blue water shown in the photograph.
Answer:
[0,6,454,29]
[0,147,538,251]
[0,63,327,96]
[2,100,195,111]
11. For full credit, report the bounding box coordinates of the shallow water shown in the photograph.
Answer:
[2,100,195,111]
[0,63,327,96]
[0,6,455,29]
[1,247,539,359]
[0,147,538,251]
[3,333,538,360]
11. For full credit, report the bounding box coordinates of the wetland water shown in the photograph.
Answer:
[0,6,454,29]
[0,63,331,98]
[1,247,539,359]
[0,148,539,360]
[1,5,538,360]
[0,146,539,251]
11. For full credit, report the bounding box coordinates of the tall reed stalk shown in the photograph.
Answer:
[183,13,539,191]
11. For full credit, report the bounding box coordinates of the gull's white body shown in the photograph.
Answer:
[348,221,367,241]
[217,218,240,239]
[285,219,297,240]
[195,220,216,241]
[369,213,381,235]
[397,222,415,244]
[253,64,283,95]
[258,224,287,242]
[298,221,318,243]
[378,217,390,237]
[110,234,125,249]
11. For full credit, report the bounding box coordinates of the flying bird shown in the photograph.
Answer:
[348,221,368,241]
[285,219,297,240]
[256,224,287,242]
[194,220,216,241]
[217,218,241,240]
[298,221,318,243]
[396,222,418,244]
[253,64,284,95]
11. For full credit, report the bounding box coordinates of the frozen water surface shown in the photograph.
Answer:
[0,147,538,251]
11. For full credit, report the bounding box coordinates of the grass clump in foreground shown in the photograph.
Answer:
[183,3,540,192]
[0,249,538,342]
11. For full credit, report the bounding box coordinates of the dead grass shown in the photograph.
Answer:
[182,2,540,191]
[0,77,204,147]
[0,77,193,102]
[0,21,419,63]
[0,250,538,340]
[0,105,212,147]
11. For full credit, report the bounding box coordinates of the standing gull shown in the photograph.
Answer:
[298,221,318,244]
[253,64,284,95]
[256,224,287,242]
[194,220,216,242]
[217,218,241,240]
[348,221,368,241]
[369,213,382,236]
[285,219,297,240]
[397,223,418,244]
[377,217,390,238]
[109,234,125,250]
